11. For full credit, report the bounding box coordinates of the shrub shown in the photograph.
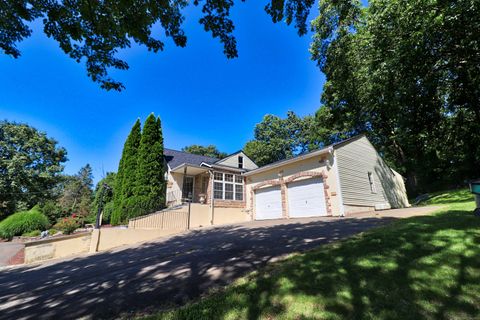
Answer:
[22,230,41,237]
[39,200,65,225]
[102,201,115,224]
[0,208,50,240]
[54,216,80,235]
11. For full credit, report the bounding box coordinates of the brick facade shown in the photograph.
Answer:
[251,170,332,219]
[204,171,246,208]
[212,199,246,208]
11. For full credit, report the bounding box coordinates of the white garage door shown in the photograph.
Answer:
[287,178,327,218]
[255,186,282,220]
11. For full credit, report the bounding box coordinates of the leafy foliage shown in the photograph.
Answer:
[38,200,65,225]
[57,164,94,219]
[112,115,166,224]
[22,229,41,237]
[182,145,227,159]
[133,114,166,218]
[91,172,116,224]
[112,120,142,225]
[0,121,67,219]
[244,111,318,166]
[54,216,80,235]
[310,0,480,194]
[0,1,316,90]
[0,207,50,240]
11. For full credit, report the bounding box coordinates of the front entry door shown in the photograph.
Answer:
[182,176,194,202]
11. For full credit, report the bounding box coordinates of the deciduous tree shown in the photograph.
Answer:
[182,145,227,159]
[91,172,116,225]
[244,111,318,166]
[1,0,316,90]
[310,0,480,193]
[0,121,67,219]
[58,164,94,218]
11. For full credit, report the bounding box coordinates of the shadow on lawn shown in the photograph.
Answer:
[205,209,480,320]
[0,215,394,320]
[424,189,474,205]
[1,208,478,320]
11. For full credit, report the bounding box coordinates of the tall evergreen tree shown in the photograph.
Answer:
[111,119,141,225]
[131,113,166,217]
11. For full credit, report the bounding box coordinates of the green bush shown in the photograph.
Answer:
[0,208,50,240]
[103,201,114,224]
[39,200,65,224]
[22,230,41,237]
[54,217,80,235]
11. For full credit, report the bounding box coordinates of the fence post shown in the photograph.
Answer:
[187,201,191,230]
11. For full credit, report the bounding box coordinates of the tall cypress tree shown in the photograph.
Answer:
[111,119,142,225]
[132,113,166,217]
[156,116,166,206]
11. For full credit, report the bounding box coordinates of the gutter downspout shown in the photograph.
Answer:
[332,149,346,217]
[209,170,215,225]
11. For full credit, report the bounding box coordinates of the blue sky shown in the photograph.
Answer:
[0,2,325,183]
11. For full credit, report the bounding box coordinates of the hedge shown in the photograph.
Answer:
[0,207,50,240]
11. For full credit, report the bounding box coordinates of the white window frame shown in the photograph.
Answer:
[368,172,377,193]
[213,172,244,201]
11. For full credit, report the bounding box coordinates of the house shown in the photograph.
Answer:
[163,135,410,225]
[164,149,257,207]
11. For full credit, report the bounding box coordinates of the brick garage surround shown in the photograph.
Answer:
[251,170,332,219]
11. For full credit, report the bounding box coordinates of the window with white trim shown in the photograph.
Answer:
[213,172,244,201]
[368,172,377,193]
[214,182,223,199]
[235,185,244,201]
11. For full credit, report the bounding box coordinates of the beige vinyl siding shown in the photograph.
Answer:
[217,151,258,170]
[335,136,409,209]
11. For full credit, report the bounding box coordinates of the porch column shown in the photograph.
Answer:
[182,166,187,202]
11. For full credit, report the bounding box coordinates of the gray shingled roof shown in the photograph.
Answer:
[164,148,219,169]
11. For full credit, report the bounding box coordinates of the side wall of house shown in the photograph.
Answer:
[246,153,342,218]
[216,151,258,170]
[335,136,410,212]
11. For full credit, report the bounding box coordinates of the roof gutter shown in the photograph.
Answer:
[170,163,205,172]
[244,146,333,177]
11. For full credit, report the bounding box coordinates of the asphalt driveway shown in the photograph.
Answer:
[0,206,439,320]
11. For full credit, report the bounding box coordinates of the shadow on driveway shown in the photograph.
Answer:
[0,212,429,319]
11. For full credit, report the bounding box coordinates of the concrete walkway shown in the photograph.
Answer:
[0,206,440,320]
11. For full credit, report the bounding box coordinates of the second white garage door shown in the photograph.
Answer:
[287,178,327,218]
[255,186,282,220]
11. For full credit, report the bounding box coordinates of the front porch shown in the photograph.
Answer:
[166,164,246,209]
[167,165,210,206]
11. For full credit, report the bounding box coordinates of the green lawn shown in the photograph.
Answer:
[145,193,480,320]
[418,188,474,206]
